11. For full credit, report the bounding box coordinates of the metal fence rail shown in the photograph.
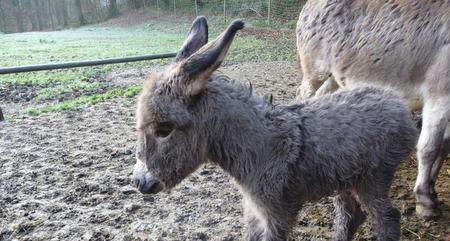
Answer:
[0,52,177,75]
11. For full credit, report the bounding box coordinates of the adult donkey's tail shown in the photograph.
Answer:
[0,107,4,122]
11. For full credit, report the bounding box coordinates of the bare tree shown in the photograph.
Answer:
[13,0,24,32]
[0,2,6,32]
[74,0,86,25]
[61,0,69,27]
[34,0,44,30]
[109,0,119,18]
[129,0,142,9]
[46,0,55,29]
[20,0,36,31]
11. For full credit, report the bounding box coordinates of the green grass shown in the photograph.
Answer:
[34,81,103,102]
[0,25,182,86]
[26,85,142,116]
[0,26,181,67]
[0,17,296,117]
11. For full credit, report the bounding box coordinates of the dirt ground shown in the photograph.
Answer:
[1,62,449,241]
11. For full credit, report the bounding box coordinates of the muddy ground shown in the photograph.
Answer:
[1,62,449,241]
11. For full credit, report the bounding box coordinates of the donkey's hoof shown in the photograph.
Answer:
[416,203,440,220]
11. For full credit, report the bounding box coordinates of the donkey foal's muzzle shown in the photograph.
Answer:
[133,159,164,194]
[135,177,164,194]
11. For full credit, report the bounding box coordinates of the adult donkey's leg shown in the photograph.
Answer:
[296,72,332,101]
[295,52,333,101]
[429,123,450,201]
[315,77,339,97]
[414,99,450,219]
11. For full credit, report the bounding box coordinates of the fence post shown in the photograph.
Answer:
[223,0,226,23]
[267,0,271,26]
[156,0,160,18]
[195,0,198,16]
[173,0,176,16]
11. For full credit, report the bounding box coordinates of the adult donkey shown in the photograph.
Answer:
[296,0,450,219]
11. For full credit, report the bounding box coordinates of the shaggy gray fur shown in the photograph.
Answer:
[133,17,417,241]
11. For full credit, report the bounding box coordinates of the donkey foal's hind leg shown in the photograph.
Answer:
[362,197,400,241]
[356,175,400,241]
[334,191,367,241]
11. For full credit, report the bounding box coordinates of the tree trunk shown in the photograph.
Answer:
[130,0,141,9]
[74,0,86,26]
[0,2,6,32]
[109,0,119,18]
[87,0,97,22]
[46,0,54,29]
[22,0,36,31]
[13,0,25,32]
[40,0,50,29]
[32,0,45,31]
[54,1,62,27]
[61,0,69,27]
[93,0,103,21]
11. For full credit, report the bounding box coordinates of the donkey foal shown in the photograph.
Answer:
[133,17,417,241]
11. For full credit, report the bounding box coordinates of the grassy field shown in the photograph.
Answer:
[0,16,296,118]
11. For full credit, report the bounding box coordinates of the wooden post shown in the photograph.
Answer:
[156,0,160,18]
[173,0,176,16]
[267,0,271,26]
[223,0,226,23]
[195,0,198,16]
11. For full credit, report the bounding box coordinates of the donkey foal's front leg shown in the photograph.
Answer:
[243,195,293,241]
[243,206,264,241]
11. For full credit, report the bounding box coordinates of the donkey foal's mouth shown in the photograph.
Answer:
[136,178,164,194]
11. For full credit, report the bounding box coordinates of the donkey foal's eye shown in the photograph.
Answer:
[155,122,175,138]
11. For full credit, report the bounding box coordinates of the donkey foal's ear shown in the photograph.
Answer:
[175,16,209,62]
[178,19,245,96]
